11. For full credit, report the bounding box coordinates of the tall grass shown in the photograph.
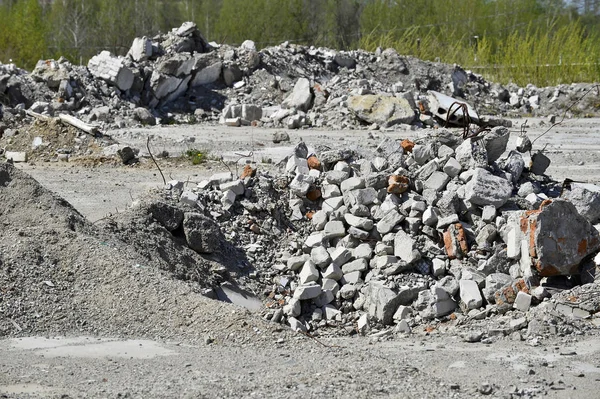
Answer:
[359,21,600,87]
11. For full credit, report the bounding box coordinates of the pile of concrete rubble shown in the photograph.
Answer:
[156,125,600,338]
[1,22,599,134]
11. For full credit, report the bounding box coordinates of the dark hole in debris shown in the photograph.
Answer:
[438,107,447,115]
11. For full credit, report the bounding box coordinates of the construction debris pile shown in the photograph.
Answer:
[1,22,600,342]
[153,126,600,339]
[1,22,599,136]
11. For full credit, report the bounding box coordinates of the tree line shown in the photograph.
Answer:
[0,0,599,85]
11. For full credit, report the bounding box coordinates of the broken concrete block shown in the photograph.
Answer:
[288,317,307,332]
[563,183,600,224]
[513,291,532,312]
[501,151,525,184]
[394,230,421,264]
[220,180,244,196]
[377,209,404,234]
[344,214,373,230]
[443,223,469,260]
[455,138,488,169]
[5,151,27,162]
[293,283,322,300]
[364,282,403,325]
[149,202,184,232]
[322,263,343,281]
[530,151,551,175]
[424,171,450,192]
[88,51,134,91]
[347,94,415,127]
[183,213,222,254]
[282,77,313,112]
[459,279,483,310]
[310,246,331,268]
[443,157,462,177]
[323,220,346,239]
[518,199,600,276]
[128,36,153,62]
[340,177,365,193]
[289,174,311,197]
[482,126,510,163]
[464,168,512,208]
[299,261,319,284]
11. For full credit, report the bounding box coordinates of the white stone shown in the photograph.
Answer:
[432,258,446,277]
[208,172,233,185]
[287,254,310,271]
[311,246,331,268]
[180,190,199,206]
[330,247,352,266]
[88,51,134,91]
[304,232,324,248]
[294,283,322,300]
[282,77,313,112]
[459,280,483,310]
[221,189,236,209]
[322,184,341,199]
[481,205,496,223]
[283,297,301,317]
[506,228,521,259]
[288,317,307,332]
[393,305,413,321]
[289,174,311,197]
[344,214,374,230]
[323,304,341,320]
[353,243,373,259]
[340,177,365,193]
[322,264,343,280]
[5,151,27,162]
[312,210,328,230]
[219,180,244,195]
[377,209,404,234]
[394,230,421,264]
[299,261,319,284]
[323,221,346,239]
[513,291,532,312]
[341,258,368,274]
[443,158,462,177]
[322,197,345,213]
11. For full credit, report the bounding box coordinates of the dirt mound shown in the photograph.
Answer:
[0,162,285,343]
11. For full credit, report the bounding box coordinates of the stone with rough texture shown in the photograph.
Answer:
[347,94,415,127]
[88,51,134,91]
[519,199,600,276]
[464,168,512,208]
[482,127,510,162]
[293,283,322,300]
[282,77,313,112]
[394,230,421,264]
[377,209,404,234]
[459,279,483,309]
[365,282,403,325]
[183,213,222,254]
[563,184,600,224]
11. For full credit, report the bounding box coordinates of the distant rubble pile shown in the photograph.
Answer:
[151,124,600,339]
[1,21,599,136]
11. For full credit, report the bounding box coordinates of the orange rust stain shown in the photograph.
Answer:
[515,279,530,294]
[529,219,537,258]
[455,223,469,255]
[578,239,588,256]
[307,155,321,170]
[520,217,529,234]
[401,139,415,153]
[443,230,455,259]
[305,211,315,220]
[539,199,552,209]
[537,261,562,277]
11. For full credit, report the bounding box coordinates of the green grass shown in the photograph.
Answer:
[184,148,208,165]
[359,21,600,87]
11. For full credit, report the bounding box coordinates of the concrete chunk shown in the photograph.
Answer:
[464,168,512,208]
[459,279,483,310]
[394,230,421,264]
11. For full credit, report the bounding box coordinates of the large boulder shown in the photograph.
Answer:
[347,94,415,127]
[519,200,600,276]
